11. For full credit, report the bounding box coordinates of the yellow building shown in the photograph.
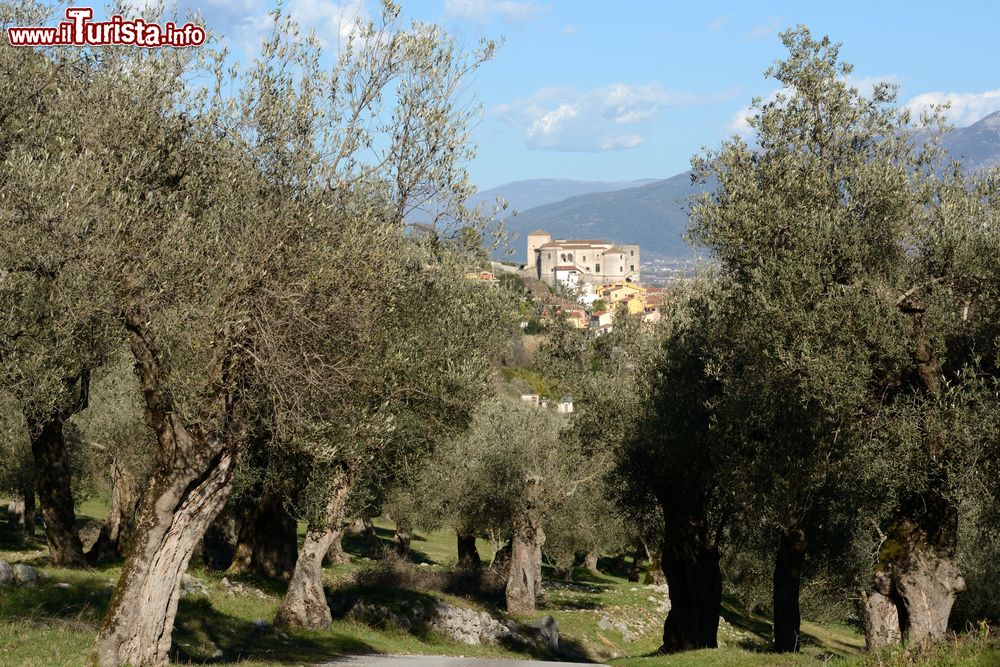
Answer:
[598,282,646,315]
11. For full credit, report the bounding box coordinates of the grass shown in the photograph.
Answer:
[1,494,995,665]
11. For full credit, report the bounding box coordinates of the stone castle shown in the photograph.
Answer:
[526,230,640,286]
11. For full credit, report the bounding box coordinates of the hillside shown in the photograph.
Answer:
[496,110,1000,263]
[497,171,707,263]
[940,109,1000,171]
[469,178,657,215]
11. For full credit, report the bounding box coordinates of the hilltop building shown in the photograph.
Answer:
[526,230,640,286]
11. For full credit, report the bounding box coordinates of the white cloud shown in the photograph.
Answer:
[562,24,577,35]
[234,0,367,55]
[727,74,901,136]
[904,89,1000,127]
[497,83,733,152]
[707,14,733,32]
[749,17,782,40]
[443,0,544,23]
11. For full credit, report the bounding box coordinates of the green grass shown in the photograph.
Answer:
[2,495,994,665]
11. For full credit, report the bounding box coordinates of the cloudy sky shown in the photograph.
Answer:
[126,0,1000,188]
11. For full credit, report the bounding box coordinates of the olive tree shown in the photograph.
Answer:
[0,9,124,567]
[686,26,1000,650]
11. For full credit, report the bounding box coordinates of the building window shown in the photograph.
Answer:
[583,255,587,261]
[560,253,566,262]
[631,250,635,256]
[630,265,635,271]
[595,264,601,273]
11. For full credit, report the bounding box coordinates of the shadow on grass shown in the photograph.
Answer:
[719,596,773,642]
[172,597,380,665]
[329,562,598,663]
[0,571,113,625]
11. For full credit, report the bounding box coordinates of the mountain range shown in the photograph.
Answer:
[490,110,1000,263]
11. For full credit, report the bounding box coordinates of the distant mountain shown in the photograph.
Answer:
[497,111,1000,263]
[469,178,657,215]
[940,110,1000,172]
[498,172,706,263]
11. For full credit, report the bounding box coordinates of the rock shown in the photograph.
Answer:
[0,561,13,586]
[12,563,38,588]
[179,573,209,598]
[251,619,271,631]
[528,615,559,651]
[55,582,72,589]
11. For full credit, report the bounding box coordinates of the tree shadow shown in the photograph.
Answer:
[172,597,381,665]
[0,573,112,625]
[328,564,598,663]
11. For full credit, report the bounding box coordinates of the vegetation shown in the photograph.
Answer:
[0,2,997,667]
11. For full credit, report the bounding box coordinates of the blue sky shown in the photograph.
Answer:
[125,1,1000,188]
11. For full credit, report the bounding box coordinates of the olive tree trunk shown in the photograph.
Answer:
[456,531,481,568]
[884,307,965,645]
[325,528,350,565]
[92,314,239,667]
[228,488,298,580]
[92,438,235,665]
[660,512,722,652]
[30,412,87,568]
[584,551,600,575]
[643,541,666,585]
[88,460,140,562]
[894,542,965,644]
[506,476,544,616]
[275,465,352,630]
[862,572,903,651]
[7,480,35,539]
[393,517,412,560]
[628,540,645,583]
[773,522,807,652]
[361,515,382,558]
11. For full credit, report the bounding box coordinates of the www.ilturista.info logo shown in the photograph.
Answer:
[7,8,206,47]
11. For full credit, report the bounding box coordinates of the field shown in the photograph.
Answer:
[0,496,996,666]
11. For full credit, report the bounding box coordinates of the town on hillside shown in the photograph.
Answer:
[516,230,665,335]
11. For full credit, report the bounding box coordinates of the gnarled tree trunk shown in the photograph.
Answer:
[325,528,350,565]
[456,530,481,568]
[863,572,903,651]
[584,551,600,576]
[275,465,352,630]
[92,313,240,667]
[88,460,140,563]
[92,438,235,665]
[884,305,964,645]
[894,541,964,644]
[506,476,544,616]
[228,488,297,580]
[643,541,666,585]
[773,521,807,652]
[361,515,382,559]
[660,511,722,652]
[7,479,35,539]
[393,517,412,560]
[628,540,645,583]
[30,412,87,568]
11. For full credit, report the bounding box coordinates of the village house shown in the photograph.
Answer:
[598,281,647,315]
[526,230,640,287]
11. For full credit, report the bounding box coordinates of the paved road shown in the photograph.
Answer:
[322,656,598,666]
